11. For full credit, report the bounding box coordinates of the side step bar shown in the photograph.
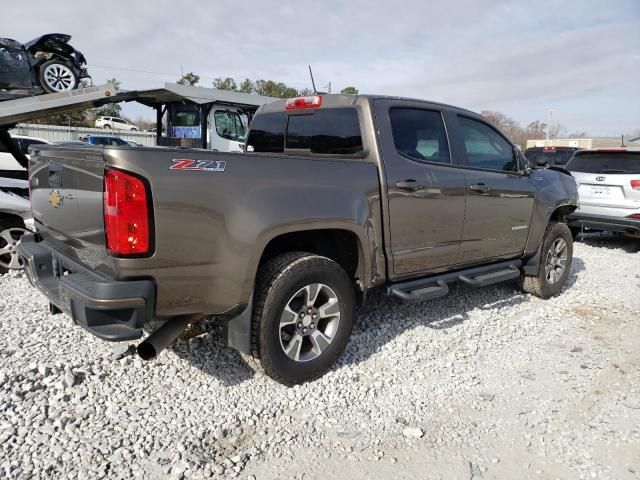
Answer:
[387,260,522,303]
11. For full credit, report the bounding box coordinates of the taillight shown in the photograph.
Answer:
[631,180,640,191]
[628,214,640,219]
[285,95,322,110]
[104,168,151,256]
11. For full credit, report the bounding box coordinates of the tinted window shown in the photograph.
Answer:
[89,137,128,146]
[389,108,450,163]
[0,139,6,153]
[566,152,640,174]
[525,147,577,166]
[247,112,286,153]
[214,111,245,142]
[459,116,517,172]
[286,108,362,154]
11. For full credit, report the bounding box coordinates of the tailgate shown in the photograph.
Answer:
[29,145,108,269]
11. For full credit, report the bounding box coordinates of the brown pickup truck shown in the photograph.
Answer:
[19,94,578,385]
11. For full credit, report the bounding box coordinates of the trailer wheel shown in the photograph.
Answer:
[243,252,354,385]
[39,60,79,93]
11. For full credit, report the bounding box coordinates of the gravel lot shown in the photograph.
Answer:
[1,233,639,480]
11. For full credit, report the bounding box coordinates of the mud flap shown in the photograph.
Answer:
[522,241,543,276]
[222,294,253,354]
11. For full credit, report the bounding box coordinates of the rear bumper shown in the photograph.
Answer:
[18,234,155,341]
[567,213,640,234]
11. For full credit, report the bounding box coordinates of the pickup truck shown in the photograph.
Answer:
[19,94,578,385]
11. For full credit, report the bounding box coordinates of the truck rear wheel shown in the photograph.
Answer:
[519,222,573,299]
[244,252,354,385]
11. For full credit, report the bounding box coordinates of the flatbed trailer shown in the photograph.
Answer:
[0,85,134,168]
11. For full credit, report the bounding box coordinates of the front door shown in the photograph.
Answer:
[374,100,467,277]
[453,115,536,262]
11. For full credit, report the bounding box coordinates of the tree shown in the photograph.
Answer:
[481,110,526,146]
[176,72,200,86]
[93,78,122,119]
[340,86,359,95]
[212,76,318,98]
[547,123,566,139]
[238,78,254,93]
[212,77,238,91]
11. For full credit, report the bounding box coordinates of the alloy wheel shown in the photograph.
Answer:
[43,63,75,92]
[0,228,28,270]
[279,283,341,362]
[544,238,568,285]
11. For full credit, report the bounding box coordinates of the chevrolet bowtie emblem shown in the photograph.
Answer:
[49,190,63,208]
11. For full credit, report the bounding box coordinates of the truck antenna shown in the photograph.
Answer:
[308,65,317,94]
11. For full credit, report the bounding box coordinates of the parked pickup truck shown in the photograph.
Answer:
[19,94,578,385]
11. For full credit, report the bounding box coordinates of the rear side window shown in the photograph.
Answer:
[247,108,363,155]
[566,152,640,174]
[247,112,286,153]
[459,116,517,172]
[389,108,450,164]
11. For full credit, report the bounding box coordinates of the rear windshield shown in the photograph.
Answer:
[525,148,577,166]
[566,152,640,174]
[247,108,363,155]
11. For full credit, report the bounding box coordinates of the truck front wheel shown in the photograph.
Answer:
[519,222,573,299]
[245,252,355,385]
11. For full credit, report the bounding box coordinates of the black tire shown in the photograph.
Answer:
[130,128,138,131]
[519,222,573,299]
[0,216,27,275]
[244,252,355,386]
[103,125,111,130]
[38,59,79,93]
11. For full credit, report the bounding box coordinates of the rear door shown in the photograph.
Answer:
[567,151,640,218]
[450,115,536,262]
[374,99,466,276]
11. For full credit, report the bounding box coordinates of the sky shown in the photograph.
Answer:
[4,0,640,136]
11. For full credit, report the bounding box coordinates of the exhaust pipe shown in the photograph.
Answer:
[137,315,197,360]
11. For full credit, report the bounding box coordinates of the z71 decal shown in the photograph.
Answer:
[169,159,226,172]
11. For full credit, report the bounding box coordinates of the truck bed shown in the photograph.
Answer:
[28,144,382,318]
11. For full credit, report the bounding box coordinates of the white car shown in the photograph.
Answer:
[94,116,139,131]
[566,148,640,237]
[0,135,52,171]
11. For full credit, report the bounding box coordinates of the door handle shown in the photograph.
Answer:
[396,180,423,191]
[469,183,491,194]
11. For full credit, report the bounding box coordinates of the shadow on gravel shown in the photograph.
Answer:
[163,253,588,386]
[577,232,640,253]
[164,321,256,387]
[339,256,586,370]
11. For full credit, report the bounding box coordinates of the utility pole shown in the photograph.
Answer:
[323,82,332,94]
[546,108,554,140]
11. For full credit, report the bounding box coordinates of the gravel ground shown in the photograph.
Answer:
[1,233,639,480]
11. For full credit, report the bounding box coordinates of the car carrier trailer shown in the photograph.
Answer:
[0,85,134,169]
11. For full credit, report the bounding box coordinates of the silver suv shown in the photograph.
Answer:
[566,148,640,237]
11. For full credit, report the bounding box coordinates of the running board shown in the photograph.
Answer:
[387,260,522,303]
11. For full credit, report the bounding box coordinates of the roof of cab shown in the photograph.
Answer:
[258,93,483,118]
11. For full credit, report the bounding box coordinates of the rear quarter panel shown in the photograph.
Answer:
[106,148,383,317]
